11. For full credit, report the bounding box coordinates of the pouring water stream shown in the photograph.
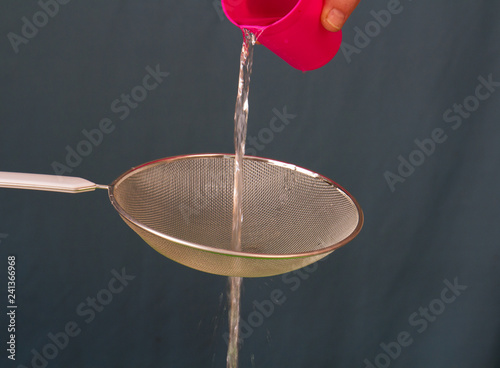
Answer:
[227,29,257,368]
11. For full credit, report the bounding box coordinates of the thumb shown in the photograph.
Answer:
[321,0,361,32]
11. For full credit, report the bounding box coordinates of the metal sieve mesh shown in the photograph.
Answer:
[108,154,363,277]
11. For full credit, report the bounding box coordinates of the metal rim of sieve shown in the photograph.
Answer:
[108,153,364,261]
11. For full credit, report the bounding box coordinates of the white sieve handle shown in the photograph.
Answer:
[0,172,107,194]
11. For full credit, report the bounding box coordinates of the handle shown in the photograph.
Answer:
[0,172,107,194]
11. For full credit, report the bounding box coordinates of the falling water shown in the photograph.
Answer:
[227,29,257,368]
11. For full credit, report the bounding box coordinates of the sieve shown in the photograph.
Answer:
[0,154,363,277]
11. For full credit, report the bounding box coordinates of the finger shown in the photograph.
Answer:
[321,0,361,32]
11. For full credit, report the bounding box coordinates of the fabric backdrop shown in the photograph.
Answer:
[0,1,499,367]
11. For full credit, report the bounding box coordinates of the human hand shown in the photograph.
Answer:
[321,0,361,32]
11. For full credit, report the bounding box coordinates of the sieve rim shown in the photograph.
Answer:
[108,153,364,260]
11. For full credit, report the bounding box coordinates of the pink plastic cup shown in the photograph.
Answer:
[222,0,342,71]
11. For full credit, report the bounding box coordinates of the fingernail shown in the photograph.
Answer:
[327,8,346,31]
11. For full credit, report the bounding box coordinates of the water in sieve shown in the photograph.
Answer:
[227,29,257,368]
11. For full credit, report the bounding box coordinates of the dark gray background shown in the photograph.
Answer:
[1,0,499,367]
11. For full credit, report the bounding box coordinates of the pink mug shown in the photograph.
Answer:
[222,0,342,71]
